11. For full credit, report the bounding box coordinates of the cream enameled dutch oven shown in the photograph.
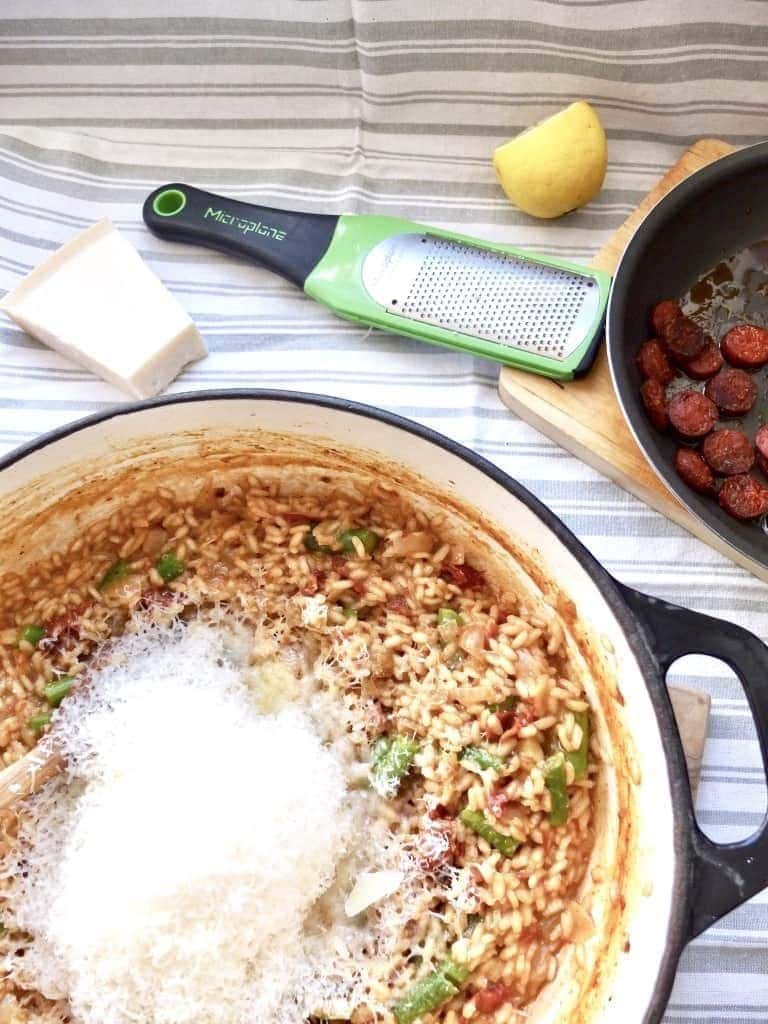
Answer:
[0,390,766,1024]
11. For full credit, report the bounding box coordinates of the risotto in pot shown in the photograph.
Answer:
[0,465,599,1024]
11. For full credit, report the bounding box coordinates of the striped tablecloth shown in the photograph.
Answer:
[1,4,766,1020]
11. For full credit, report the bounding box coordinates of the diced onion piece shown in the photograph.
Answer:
[456,685,496,707]
[389,531,435,556]
[517,737,544,766]
[0,994,24,1024]
[567,900,596,942]
[245,657,301,713]
[459,625,486,658]
[143,527,168,556]
[111,575,146,604]
[344,870,404,917]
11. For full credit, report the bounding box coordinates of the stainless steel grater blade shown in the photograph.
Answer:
[361,233,601,362]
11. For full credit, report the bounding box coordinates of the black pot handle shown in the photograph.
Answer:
[142,183,339,288]
[619,584,768,938]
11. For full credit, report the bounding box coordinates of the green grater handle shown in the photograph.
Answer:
[304,214,611,381]
[143,183,339,287]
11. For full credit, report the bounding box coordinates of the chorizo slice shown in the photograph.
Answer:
[650,299,682,339]
[704,368,757,417]
[683,340,724,380]
[718,475,768,520]
[755,425,768,478]
[636,339,675,384]
[664,317,707,362]
[674,448,715,494]
[640,379,669,431]
[755,424,768,462]
[667,390,718,439]
[701,429,755,476]
[720,324,768,370]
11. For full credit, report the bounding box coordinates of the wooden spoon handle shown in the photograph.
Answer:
[0,747,64,813]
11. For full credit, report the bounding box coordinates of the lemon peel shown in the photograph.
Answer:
[493,100,607,219]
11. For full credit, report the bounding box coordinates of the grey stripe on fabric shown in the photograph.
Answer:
[0,118,765,146]
[1,51,765,84]
[1,87,766,121]
[677,946,768,973]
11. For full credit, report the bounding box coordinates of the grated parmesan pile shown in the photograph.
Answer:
[0,622,368,1024]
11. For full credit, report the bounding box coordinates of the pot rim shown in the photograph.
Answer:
[0,387,694,1021]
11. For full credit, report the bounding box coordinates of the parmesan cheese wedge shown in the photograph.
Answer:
[0,219,207,398]
[344,870,404,917]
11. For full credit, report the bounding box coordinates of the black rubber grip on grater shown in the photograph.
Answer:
[142,183,339,288]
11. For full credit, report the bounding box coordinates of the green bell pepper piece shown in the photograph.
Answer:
[565,709,590,780]
[392,959,468,1024]
[543,751,569,826]
[157,551,185,583]
[437,607,462,625]
[338,527,380,556]
[487,694,517,714]
[19,624,45,647]
[459,808,519,858]
[99,558,129,590]
[459,745,504,774]
[369,735,419,796]
[304,526,332,554]
[28,712,52,735]
[44,676,74,708]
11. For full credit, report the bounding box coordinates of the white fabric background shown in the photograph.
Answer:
[0,3,766,1019]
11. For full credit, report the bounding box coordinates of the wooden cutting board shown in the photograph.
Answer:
[497,138,768,582]
[670,685,710,797]
[499,140,720,789]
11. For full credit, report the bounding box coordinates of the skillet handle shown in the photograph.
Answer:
[619,584,768,938]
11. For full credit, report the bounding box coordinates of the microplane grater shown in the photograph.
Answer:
[144,183,611,381]
[360,233,601,363]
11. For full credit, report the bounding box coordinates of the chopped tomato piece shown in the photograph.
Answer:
[475,982,511,1014]
[330,555,348,575]
[487,786,512,819]
[518,922,542,944]
[441,563,485,589]
[300,569,326,596]
[497,702,535,736]
[387,594,410,615]
[137,588,177,612]
[40,606,87,653]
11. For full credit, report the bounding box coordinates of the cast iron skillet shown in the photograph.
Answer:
[607,141,768,572]
[0,389,766,1023]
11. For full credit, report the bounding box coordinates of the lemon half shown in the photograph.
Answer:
[493,101,607,219]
